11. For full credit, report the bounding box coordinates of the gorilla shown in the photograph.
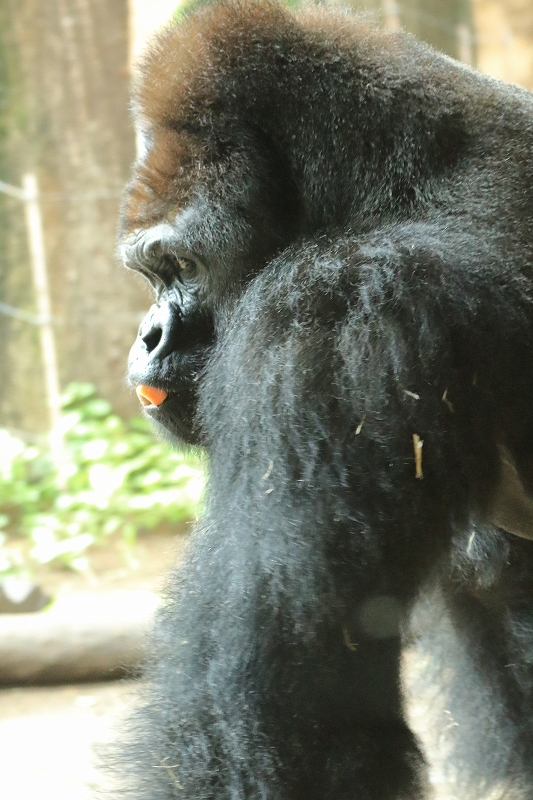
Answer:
[118,2,533,797]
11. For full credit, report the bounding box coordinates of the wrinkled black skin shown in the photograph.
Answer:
[119,3,533,798]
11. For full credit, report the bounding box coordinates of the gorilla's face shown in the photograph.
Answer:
[123,221,214,445]
[120,118,299,445]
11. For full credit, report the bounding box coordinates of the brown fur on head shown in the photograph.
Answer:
[123,1,294,232]
[120,0,412,236]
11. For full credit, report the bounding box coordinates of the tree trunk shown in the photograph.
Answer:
[0,0,146,433]
[341,0,475,62]
[473,0,533,90]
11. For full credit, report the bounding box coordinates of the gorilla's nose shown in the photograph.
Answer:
[127,301,183,389]
[138,302,177,360]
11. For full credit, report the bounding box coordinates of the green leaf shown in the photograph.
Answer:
[0,382,206,574]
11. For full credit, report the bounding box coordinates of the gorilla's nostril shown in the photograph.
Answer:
[142,326,163,353]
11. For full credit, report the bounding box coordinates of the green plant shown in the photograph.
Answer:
[0,383,205,576]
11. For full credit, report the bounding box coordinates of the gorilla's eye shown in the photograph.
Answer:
[175,256,198,282]
[155,254,200,291]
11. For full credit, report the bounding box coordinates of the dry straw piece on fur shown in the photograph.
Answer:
[412,434,424,479]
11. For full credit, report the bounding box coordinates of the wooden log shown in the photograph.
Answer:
[0,591,159,685]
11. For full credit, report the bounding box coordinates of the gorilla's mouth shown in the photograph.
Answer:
[136,384,168,407]
[135,383,200,446]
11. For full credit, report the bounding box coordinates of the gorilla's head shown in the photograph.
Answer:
[120,3,309,443]
[120,0,469,445]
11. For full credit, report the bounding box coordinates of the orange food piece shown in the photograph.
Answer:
[136,385,168,407]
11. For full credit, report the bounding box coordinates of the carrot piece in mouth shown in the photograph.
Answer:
[136,385,168,407]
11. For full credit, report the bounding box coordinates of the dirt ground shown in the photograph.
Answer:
[0,527,185,800]
[0,680,137,800]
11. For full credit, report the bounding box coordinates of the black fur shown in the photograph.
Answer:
[118,2,533,797]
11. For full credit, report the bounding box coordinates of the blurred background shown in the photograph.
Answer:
[1,0,533,797]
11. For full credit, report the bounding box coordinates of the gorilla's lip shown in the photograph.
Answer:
[140,393,179,426]
[135,384,169,408]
